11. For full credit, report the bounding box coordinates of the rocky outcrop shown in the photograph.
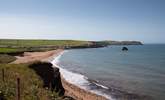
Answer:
[29,62,65,96]
[122,47,128,51]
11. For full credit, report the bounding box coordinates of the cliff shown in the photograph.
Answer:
[28,62,75,100]
[28,61,107,100]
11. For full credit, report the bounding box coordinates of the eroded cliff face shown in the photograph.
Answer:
[29,62,65,96]
[28,61,107,100]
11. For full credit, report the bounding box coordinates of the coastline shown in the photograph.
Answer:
[12,49,108,100]
[50,49,151,100]
[62,77,107,100]
[51,50,110,100]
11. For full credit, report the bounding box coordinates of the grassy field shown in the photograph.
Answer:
[0,39,91,53]
[0,48,24,54]
[0,64,63,100]
[0,39,90,47]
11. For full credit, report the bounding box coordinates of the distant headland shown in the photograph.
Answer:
[0,39,142,54]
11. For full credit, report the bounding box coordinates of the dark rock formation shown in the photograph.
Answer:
[122,47,128,51]
[29,61,65,96]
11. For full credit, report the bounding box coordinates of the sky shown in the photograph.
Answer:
[0,0,165,43]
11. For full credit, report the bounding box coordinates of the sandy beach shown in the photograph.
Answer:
[12,49,107,100]
[12,49,63,64]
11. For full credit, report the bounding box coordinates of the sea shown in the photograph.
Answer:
[51,44,165,100]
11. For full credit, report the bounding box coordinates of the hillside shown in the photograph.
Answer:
[0,63,65,100]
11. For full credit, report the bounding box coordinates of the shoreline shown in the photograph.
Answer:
[51,50,110,100]
[50,49,151,100]
[12,49,108,100]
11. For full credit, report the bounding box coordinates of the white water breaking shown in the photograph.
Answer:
[51,50,114,100]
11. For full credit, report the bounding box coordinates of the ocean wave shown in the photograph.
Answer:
[51,50,113,100]
[94,82,109,90]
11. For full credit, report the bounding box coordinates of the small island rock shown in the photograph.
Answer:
[122,47,128,51]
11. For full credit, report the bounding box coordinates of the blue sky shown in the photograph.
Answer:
[0,0,165,43]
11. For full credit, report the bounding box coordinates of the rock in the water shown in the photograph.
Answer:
[122,47,128,51]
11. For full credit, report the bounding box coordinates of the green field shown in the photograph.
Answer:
[0,39,90,47]
[0,48,24,53]
[0,39,91,53]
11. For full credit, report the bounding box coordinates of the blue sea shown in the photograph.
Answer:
[52,44,165,100]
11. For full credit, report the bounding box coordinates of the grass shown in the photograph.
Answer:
[0,48,24,54]
[0,54,16,64]
[0,39,90,47]
[0,47,55,54]
[0,48,20,53]
[0,64,63,100]
[0,39,91,54]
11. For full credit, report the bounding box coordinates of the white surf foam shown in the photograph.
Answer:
[94,82,109,90]
[51,50,114,100]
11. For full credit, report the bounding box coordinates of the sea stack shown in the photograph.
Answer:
[122,47,128,51]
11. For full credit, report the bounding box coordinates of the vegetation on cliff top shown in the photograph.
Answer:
[0,39,91,53]
[0,39,90,47]
[0,63,63,100]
